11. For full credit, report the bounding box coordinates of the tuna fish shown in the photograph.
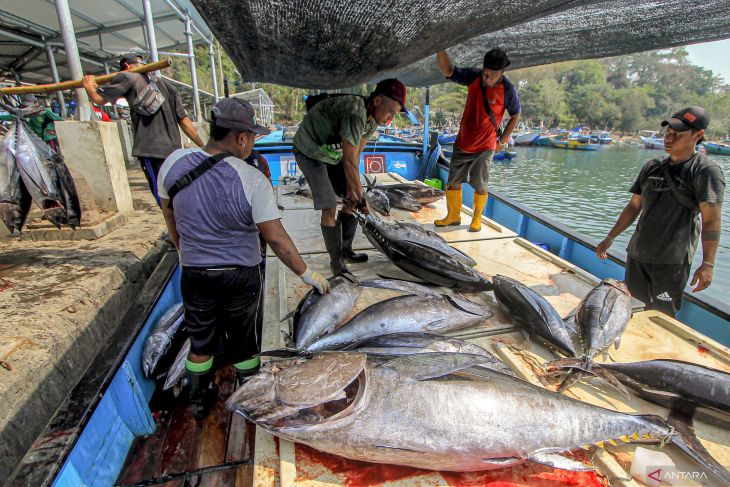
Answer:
[375,183,445,204]
[294,274,362,349]
[360,214,490,290]
[142,303,185,379]
[305,293,493,352]
[549,279,633,393]
[163,338,190,396]
[566,359,730,424]
[492,275,577,356]
[343,332,515,377]
[228,352,730,483]
[364,188,391,215]
[0,124,31,233]
[384,187,422,211]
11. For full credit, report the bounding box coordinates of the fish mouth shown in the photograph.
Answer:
[227,353,367,428]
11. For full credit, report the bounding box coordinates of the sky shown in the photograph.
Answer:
[686,38,730,83]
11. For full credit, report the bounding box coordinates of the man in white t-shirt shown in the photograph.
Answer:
[158,98,329,419]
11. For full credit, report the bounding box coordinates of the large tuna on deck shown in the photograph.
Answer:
[305,293,493,352]
[360,214,490,290]
[492,275,577,356]
[227,352,730,483]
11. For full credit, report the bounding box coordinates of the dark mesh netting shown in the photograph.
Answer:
[192,0,730,88]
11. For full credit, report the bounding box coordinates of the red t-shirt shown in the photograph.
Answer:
[449,67,520,153]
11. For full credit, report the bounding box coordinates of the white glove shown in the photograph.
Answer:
[299,267,330,294]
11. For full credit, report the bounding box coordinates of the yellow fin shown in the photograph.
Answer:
[595,441,605,448]
[581,445,591,450]
[644,433,652,439]
[630,433,640,440]
[619,435,630,443]
[607,439,618,446]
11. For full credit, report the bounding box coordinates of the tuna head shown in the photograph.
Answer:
[603,278,630,296]
[227,353,367,428]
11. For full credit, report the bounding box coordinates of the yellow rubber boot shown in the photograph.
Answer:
[434,188,462,227]
[469,193,488,232]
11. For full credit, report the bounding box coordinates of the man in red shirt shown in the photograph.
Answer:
[434,48,521,232]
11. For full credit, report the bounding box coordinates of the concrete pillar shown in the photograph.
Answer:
[115,119,135,164]
[180,121,210,148]
[55,121,134,214]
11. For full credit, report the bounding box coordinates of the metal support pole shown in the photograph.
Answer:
[208,41,219,102]
[45,43,66,118]
[216,41,224,97]
[184,14,201,121]
[103,62,110,74]
[422,86,430,160]
[55,0,91,121]
[142,0,159,71]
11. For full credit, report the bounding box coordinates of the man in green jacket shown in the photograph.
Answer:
[0,95,63,151]
[293,79,407,274]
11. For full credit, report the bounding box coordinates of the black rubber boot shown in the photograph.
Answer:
[338,212,368,263]
[321,223,348,275]
[187,369,218,420]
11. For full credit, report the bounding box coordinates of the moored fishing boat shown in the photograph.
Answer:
[9,139,730,486]
[549,137,600,151]
[705,141,730,156]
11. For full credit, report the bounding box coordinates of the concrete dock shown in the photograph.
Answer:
[0,164,169,478]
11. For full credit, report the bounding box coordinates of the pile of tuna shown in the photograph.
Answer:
[227,271,730,482]
[0,119,81,233]
[141,203,730,482]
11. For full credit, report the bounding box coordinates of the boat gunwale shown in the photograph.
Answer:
[7,250,180,487]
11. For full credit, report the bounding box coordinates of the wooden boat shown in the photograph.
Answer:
[8,143,730,486]
[513,130,541,146]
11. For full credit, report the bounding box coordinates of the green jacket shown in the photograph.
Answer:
[0,108,62,142]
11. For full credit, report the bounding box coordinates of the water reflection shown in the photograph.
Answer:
[489,145,729,302]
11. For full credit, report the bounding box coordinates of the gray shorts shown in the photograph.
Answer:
[447,146,494,192]
[295,150,346,210]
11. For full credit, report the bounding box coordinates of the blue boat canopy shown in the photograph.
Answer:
[192,0,730,88]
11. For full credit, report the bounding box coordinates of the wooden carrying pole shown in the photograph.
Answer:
[0,58,172,95]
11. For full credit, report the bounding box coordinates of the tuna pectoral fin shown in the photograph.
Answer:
[528,452,594,471]
[382,352,500,381]
[666,412,730,485]
[480,457,523,468]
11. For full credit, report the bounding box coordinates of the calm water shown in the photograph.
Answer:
[487,145,730,302]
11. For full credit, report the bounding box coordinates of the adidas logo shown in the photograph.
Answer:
[656,292,672,302]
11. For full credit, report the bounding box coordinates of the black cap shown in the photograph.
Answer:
[119,53,145,70]
[209,98,271,135]
[373,78,408,112]
[661,106,709,132]
[483,48,510,70]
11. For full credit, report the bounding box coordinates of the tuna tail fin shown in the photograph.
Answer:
[648,412,730,485]
[546,358,630,398]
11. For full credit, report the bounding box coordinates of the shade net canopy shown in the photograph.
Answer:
[192,0,730,88]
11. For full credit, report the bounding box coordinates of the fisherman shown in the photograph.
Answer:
[293,79,407,274]
[0,94,63,152]
[434,48,521,232]
[157,98,330,419]
[82,53,205,206]
[596,107,724,317]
